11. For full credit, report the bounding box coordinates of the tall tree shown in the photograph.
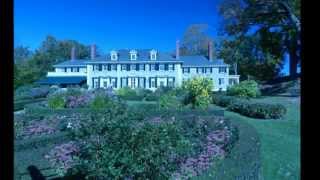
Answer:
[218,0,300,76]
[180,24,215,58]
[14,35,95,89]
[14,46,33,64]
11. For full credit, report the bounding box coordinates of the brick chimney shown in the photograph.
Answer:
[176,40,180,60]
[208,41,213,61]
[91,44,96,60]
[71,47,76,60]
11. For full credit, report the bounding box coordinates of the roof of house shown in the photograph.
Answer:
[53,49,228,67]
[37,76,86,85]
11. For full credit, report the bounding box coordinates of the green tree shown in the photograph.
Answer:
[218,0,300,76]
[183,77,213,109]
[14,35,96,89]
[180,24,215,58]
[14,46,33,64]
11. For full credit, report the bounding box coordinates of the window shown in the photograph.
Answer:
[110,50,118,60]
[139,64,145,71]
[111,78,117,88]
[111,64,117,71]
[219,78,224,85]
[131,64,137,71]
[159,64,165,71]
[139,77,145,88]
[126,64,131,71]
[130,50,137,60]
[155,64,159,71]
[76,67,80,72]
[167,78,175,87]
[121,78,128,87]
[150,49,157,60]
[94,81,99,88]
[103,81,108,88]
[183,68,190,73]
[206,67,211,73]
[150,78,156,88]
[168,64,174,71]
[197,68,204,73]
[121,64,126,71]
[150,64,156,71]
[219,67,227,73]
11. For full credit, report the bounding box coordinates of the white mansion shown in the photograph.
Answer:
[39,41,239,91]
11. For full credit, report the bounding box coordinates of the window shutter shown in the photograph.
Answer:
[136,64,139,71]
[165,64,168,71]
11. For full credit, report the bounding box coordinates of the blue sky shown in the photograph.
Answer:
[14,0,292,75]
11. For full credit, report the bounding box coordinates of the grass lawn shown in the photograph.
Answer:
[212,96,300,180]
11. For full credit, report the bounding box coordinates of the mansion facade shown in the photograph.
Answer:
[39,41,239,91]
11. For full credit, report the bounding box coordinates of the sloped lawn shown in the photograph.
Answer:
[212,96,300,180]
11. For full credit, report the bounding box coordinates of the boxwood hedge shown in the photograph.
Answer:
[212,95,286,119]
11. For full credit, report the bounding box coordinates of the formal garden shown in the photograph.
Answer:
[14,77,300,179]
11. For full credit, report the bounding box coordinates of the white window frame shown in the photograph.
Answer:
[150,49,157,60]
[110,51,118,61]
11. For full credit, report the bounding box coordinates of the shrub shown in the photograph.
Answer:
[227,80,261,98]
[183,77,213,109]
[212,95,236,107]
[14,85,50,100]
[116,87,141,101]
[227,100,286,119]
[159,94,182,110]
[89,95,110,110]
[66,93,92,108]
[48,94,66,109]
[74,117,191,179]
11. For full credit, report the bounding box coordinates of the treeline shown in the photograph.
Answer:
[14,36,98,89]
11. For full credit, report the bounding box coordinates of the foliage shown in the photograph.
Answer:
[180,24,215,58]
[227,80,261,98]
[158,94,182,110]
[116,87,141,101]
[217,0,301,77]
[75,117,191,179]
[227,100,286,119]
[212,94,236,107]
[183,77,213,109]
[14,45,33,64]
[48,94,66,109]
[45,141,80,176]
[14,35,95,89]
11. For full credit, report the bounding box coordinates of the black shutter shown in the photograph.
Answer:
[136,64,139,71]
[144,77,146,88]
[108,64,111,71]
[155,64,159,71]
[155,78,157,88]
[165,64,168,71]
[149,78,151,88]
[127,64,130,71]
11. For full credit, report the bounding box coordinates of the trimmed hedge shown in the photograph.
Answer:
[212,95,286,119]
[14,98,46,111]
[227,101,287,119]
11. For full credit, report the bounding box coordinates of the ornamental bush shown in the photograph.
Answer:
[227,101,286,119]
[116,87,141,101]
[212,94,236,107]
[183,77,213,109]
[48,94,66,109]
[159,94,182,110]
[74,115,191,179]
[227,80,261,98]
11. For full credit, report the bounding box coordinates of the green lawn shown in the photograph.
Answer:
[212,96,300,180]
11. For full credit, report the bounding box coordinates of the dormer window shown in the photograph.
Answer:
[150,49,157,60]
[110,50,118,61]
[130,50,137,60]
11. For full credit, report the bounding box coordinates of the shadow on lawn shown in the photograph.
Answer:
[27,165,86,180]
